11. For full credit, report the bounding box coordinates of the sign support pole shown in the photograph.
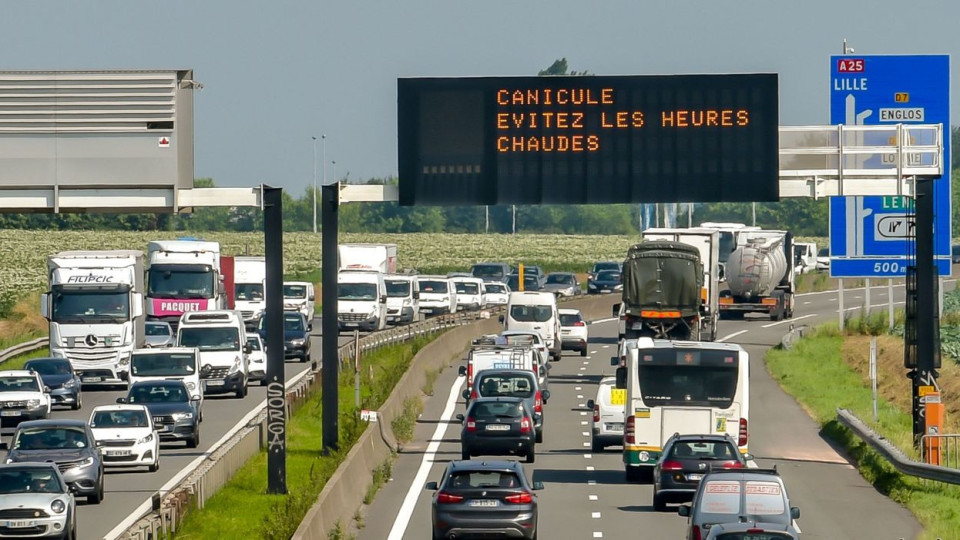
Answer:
[888,278,894,331]
[865,278,871,316]
[322,182,340,454]
[838,279,845,331]
[912,177,940,444]
[263,186,286,494]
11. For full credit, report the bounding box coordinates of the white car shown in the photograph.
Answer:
[0,370,51,424]
[558,308,589,357]
[88,404,160,472]
[246,335,267,385]
[483,281,510,306]
[586,376,625,452]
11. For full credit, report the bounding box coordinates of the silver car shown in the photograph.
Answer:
[542,272,582,297]
[0,463,77,539]
[144,321,175,348]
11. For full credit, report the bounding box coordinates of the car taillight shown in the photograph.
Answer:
[533,364,539,377]
[534,391,543,414]
[466,417,476,432]
[573,321,585,326]
[470,389,478,400]
[739,418,748,447]
[660,460,683,471]
[504,491,533,504]
[624,415,636,444]
[436,491,464,504]
[691,525,702,540]
[722,460,743,469]
[467,363,473,386]
[520,416,532,433]
[593,404,600,423]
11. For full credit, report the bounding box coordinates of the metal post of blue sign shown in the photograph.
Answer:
[322,182,340,454]
[912,178,940,442]
[263,186,286,495]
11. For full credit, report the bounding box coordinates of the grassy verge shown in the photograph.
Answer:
[172,333,439,540]
[766,327,960,539]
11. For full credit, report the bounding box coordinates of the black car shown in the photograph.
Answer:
[505,273,541,292]
[258,311,311,362]
[1,419,105,504]
[457,397,536,463]
[25,357,82,411]
[587,269,622,294]
[652,433,748,511]
[425,460,543,540]
[119,380,200,448]
[588,261,621,280]
[466,369,548,443]
[953,244,960,264]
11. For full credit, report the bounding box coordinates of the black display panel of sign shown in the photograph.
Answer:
[398,74,779,206]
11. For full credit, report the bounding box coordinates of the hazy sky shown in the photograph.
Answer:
[2,0,958,194]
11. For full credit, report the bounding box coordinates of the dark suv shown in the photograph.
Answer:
[119,380,201,448]
[465,369,549,443]
[259,311,311,362]
[457,397,537,463]
[653,433,748,511]
[426,460,543,540]
[470,262,512,284]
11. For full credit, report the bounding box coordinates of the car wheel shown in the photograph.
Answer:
[187,430,200,449]
[260,378,268,386]
[72,393,82,411]
[88,480,103,504]
[461,448,470,461]
[235,381,247,399]
[591,438,603,453]
[535,430,543,444]
[302,354,310,363]
[580,347,587,357]
[525,445,536,464]
[149,456,160,473]
[653,491,666,512]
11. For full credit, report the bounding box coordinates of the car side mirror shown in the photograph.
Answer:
[413,291,420,300]
[612,303,621,317]
[532,481,544,490]
[380,294,387,304]
[462,389,470,400]
[615,367,627,390]
[498,315,504,324]
[541,390,551,401]
[68,484,80,494]
[43,386,51,393]
[790,507,800,519]
[425,481,438,491]
[191,397,201,404]
[244,344,253,354]
[678,505,690,517]
[458,366,467,377]
[116,397,126,404]
[95,440,104,447]
[586,399,595,410]
[455,414,465,423]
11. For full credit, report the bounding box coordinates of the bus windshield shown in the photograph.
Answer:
[637,364,738,408]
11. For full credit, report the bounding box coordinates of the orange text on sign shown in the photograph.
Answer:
[661,109,749,127]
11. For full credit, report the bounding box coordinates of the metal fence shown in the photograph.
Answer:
[920,434,960,469]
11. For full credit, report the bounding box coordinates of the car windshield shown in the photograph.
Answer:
[235,283,264,301]
[0,376,39,392]
[484,283,506,294]
[131,353,196,377]
[145,323,171,337]
[445,470,521,490]
[818,247,830,257]
[14,427,89,450]
[24,360,72,375]
[338,283,378,301]
[592,262,619,273]
[455,282,479,295]
[128,384,189,404]
[284,315,305,332]
[476,374,535,398]
[471,401,522,418]
[559,313,583,326]
[545,274,573,285]
[471,264,506,280]
[91,409,150,428]
[510,305,553,323]
[419,280,448,294]
[246,337,262,351]
[178,327,240,352]
[283,285,307,299]
[668,441,738,460]
[0,469,64,494]
[385,280,411,297]
[596,270,621,282]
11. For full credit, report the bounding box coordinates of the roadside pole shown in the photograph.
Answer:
[838,279,845,331]
[888,278,894,331]
[263,186,286,494]
[322,182,340,453]
[354,329,361,409]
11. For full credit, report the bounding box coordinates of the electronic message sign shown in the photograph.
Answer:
[398,74,779,206]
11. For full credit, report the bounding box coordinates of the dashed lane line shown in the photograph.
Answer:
[761,313,816,328]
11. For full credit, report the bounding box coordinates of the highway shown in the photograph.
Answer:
[359,284,926,540]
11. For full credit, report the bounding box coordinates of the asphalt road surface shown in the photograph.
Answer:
[360,283,931,540]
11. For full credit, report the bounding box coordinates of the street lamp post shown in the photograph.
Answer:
[332,160,337,184]
[312,136,318,233]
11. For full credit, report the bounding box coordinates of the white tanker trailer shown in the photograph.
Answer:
[718,230,795,321]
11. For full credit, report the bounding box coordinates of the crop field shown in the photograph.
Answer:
[0,230,639,304]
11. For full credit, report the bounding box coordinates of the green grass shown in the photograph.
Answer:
[172,334,438,540]
[766,328,960,540]
[0,348,52,370]
[363,459,393,506]
[391,396,423,445]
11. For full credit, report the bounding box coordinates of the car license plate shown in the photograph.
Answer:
[468,499,499,507]
[485,424,510,431]
[686,473,703,481]
[610,389,626,406]
[605,422,624,431]
[158,425,171,432]
[5,520,35,528]
[1,410,20,417]
[107,450,132,457]
[205,380,225,387]
[631,321,643,330]
[83,376,103,383]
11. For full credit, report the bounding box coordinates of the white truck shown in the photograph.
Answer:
[176,310,250,399]
[146,240,226,332]
[641,228,721,341]
[338,243,398,273]
[283,281,316,321]
[793,242,818,275]
[233,256,266,329]
[42,250,145,385]
[719,229,796,321]
[337,270,388,332]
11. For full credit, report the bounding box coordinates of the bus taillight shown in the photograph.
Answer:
[738,418,748,447]
[625,415,636,445]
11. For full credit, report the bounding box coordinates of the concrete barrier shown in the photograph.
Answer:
[292,294,617,538]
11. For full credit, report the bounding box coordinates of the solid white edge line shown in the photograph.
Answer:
[761,313,816,328]
[716,330,748,343]
[387,375,465,540]
[591,317,617,324]
[103,366,315,540]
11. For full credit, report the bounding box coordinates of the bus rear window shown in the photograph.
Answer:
[637,365,738,408]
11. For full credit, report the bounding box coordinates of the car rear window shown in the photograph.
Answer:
[668,441,738,461]
[699,480,742,514]
[476,374,535,398]
[471,401,522,418]
[716,533,793,540]
[559,313,582,326]
[510,305,553,322]
[446,471,521,489]
[744,481,786,515]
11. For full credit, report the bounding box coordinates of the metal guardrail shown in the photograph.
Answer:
[920,434,960,470]
[0,336,48,364]
[836,408,960,485]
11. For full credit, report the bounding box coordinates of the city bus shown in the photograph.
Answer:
[616,337,750,482]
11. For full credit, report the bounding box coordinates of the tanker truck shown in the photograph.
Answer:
[613,240,705,340]
[718,229,795,321]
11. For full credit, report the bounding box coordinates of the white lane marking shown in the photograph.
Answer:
[581,412,587,416]
[577,395,584,399]
[580,367,587,371]
[588,480,597,485]
[592,317,617,324]
[589,495,598,501]
[584,454,592,459]
[386,375,464,540]
[590,350,599,354]
[762,313,816,328]
[583,361,590,365]
[583,442,591,447]
[586,466,595,471]
[581,421,588,425]
[802,301,811,305]
[579,403,586,408]
[591,512,601,518]
[717,330,748,343]
[601,344,610,348]
[593,533,604,538]
[582,432,590,436]
[575,386,582,391]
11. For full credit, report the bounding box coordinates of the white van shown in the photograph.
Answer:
[452,276,487,312]
[417,275,457,315]
[176,310,250,399]
[283,281,316,321]
[337,270,387,332]
[458,343,543,401]
[502,291,561,361]
[129,347,203,406]
[384,274,420,324]
[586,376,625,452]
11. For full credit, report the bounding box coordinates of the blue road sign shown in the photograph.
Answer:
[828,54,950,278]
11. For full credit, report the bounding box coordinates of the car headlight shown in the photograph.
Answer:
[289,338,306,347]
[588,283,597,289]
[27,399,41,409]
[119,356,131,366]
[138,432,154,444]
[50,499,66,514]
[185,381,197,391]
[63,379,77,389]
[78,456,95,469]
[172,412,194,421]
[228,357,242,374]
